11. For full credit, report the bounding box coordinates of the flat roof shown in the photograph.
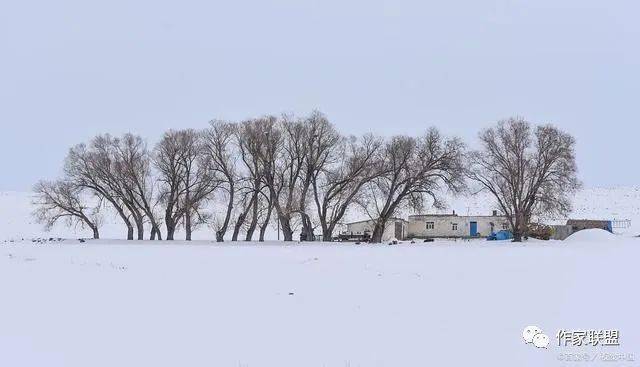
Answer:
[345,217,408,225]
[409,214,507,219]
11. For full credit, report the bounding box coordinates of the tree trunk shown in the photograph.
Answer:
[149,220,161,240]
[245,195,259,241]
[512,215,523,242]
[232,194,256,241]
[280,215,294,242]
[300,213,314,241]
[322,223,334,242]
[166,219,176,241]
[370,218,387,243]
[113,206,133,240]
[99,195,132,240]
[135,217,144,240]
[259,224,268,241]
[215,183,234,243]
[513,231,523,242]
[231,212,246,241]
[164,203,174,240]
[185,210,192,241]
[258,192,274,242]
[80,215,100,240]
[126,223,134,241]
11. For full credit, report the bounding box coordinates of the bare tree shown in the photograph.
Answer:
[297,111,341,241]
[244,192,260,241]
[266,116,307,241]
[113,134,163,240]
[312,134,383,241]
[233,118,278,242]
[203,120,237,242]
[257,189,275,242]
[467,118,580,242]
[155,129,218,240]
[360,129,465,243]
[65,136,139,240]
[252,115,297,241]
[230,189,256,241]
[33,180,101,239]
[236,120,263,241]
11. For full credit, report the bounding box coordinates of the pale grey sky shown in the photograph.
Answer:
[1,0,638,190]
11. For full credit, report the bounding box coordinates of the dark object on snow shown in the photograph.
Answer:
[423,238,434,242]
[487,230,513,241]
[79,239,86,243]
[288,292,294,296]
[335,231,372,242]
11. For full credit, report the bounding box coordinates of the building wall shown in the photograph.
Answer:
[552,225,573,240]
[345,219,407,241]
[566,220,613,233]
[408,215,510,238]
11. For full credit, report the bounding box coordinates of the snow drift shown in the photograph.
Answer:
[564,228,617,242]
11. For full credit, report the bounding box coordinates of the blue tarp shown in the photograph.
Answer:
[487,230,513,241]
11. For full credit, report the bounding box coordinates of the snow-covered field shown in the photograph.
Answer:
[1,189,639,366]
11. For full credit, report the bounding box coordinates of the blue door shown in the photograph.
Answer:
[470,222,478,237]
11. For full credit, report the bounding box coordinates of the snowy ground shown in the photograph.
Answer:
[1,235,639,366]
[1,188,639,366]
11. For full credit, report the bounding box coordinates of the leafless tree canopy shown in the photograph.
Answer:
[34,112,580,243]
[360,128,466,243]
[234,118,278,242]
[312,134,383,241]
[112,134,160,240]
[65,135,140,240]
[467,117,581,241]
[33,180,101,239]
[154,129,219,240]
[298,111,341,241]
[203,120,237,242]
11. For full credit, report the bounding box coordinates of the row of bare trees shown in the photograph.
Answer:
[34,114,580,243]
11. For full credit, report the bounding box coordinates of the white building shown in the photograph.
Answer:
[343,212,510,241]
[407,211,510,239]
[343,218,408,241]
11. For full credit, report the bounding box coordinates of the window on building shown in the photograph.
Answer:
[426,222,434,230]
[502,222,509,230]
[452,223,458,231]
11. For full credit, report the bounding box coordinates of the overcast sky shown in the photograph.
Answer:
[1,0,638,191]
